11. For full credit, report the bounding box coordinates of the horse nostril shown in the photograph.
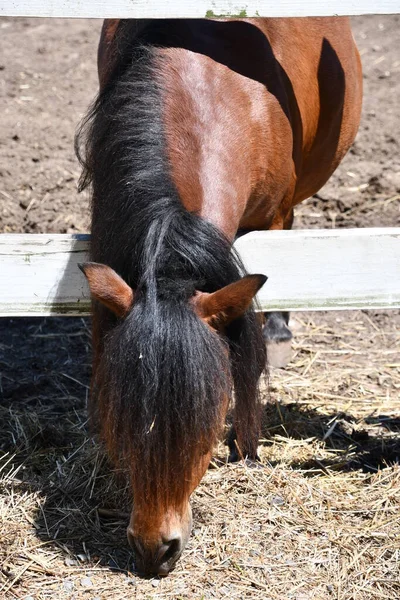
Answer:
[127,528,182,575]
[156,537,181,575]
[158,537,181,565]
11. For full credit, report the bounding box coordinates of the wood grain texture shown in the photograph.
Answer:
[0,234,90,316]
[1,0,399,18]
[1,229,399,316]
[234,228,400,312]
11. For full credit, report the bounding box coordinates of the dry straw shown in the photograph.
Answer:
[1,309,399,599]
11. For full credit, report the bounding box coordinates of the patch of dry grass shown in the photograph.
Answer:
[1,310,399,599]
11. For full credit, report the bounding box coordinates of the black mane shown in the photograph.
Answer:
[76,41,266,509]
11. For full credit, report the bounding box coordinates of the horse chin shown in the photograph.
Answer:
[128,502,193,576]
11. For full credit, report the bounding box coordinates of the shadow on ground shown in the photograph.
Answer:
[259,400,400,473]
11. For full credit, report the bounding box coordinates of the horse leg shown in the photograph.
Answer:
[227,318,266,463]
[227,420,261,464]
[227,426,260,463]
[263,209,294,368]
[263,311,293,368]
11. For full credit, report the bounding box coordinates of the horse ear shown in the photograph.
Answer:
[193,274,267,326]
[79,262,134,317]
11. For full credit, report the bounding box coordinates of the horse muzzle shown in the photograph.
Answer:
[127,528,183,576]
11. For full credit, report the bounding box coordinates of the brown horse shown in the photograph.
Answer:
[76,17,362,575]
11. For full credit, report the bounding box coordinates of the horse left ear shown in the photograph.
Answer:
[193,274,267,326]
[79,262,134,317]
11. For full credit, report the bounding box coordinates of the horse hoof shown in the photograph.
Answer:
[263,311,293,346]
[243,457,264,469]
[264,327,292,344]
[266,339,292,368]
[228,450,261,464]
[228,449,239,463]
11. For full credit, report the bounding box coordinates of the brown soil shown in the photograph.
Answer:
[0,15,399,600]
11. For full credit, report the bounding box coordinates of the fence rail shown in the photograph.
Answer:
[1,229,399,316]
[1,0,400,19]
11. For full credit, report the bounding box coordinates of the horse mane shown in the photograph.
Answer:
[76,41,266,511]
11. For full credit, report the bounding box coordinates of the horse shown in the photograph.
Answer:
[76,17,362,575]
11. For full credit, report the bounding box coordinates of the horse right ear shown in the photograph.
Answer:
[78,262,134,317]
[193,274,267,327]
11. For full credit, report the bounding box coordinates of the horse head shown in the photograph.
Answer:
[80,261,266,575]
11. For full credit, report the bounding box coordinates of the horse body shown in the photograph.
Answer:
[98,18,362,236]
[78,17,362,575]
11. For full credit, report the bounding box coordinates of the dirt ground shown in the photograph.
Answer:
[0,14,399,600]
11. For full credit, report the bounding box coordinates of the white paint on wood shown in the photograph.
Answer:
[0,229,399,316]
[1,0,399,19]
[234,228,400,312]
[0,234,90,317]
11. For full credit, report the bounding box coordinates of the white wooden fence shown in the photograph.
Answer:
[1,2,400,316]
[1,229,399,316]
[1,0,399,18]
